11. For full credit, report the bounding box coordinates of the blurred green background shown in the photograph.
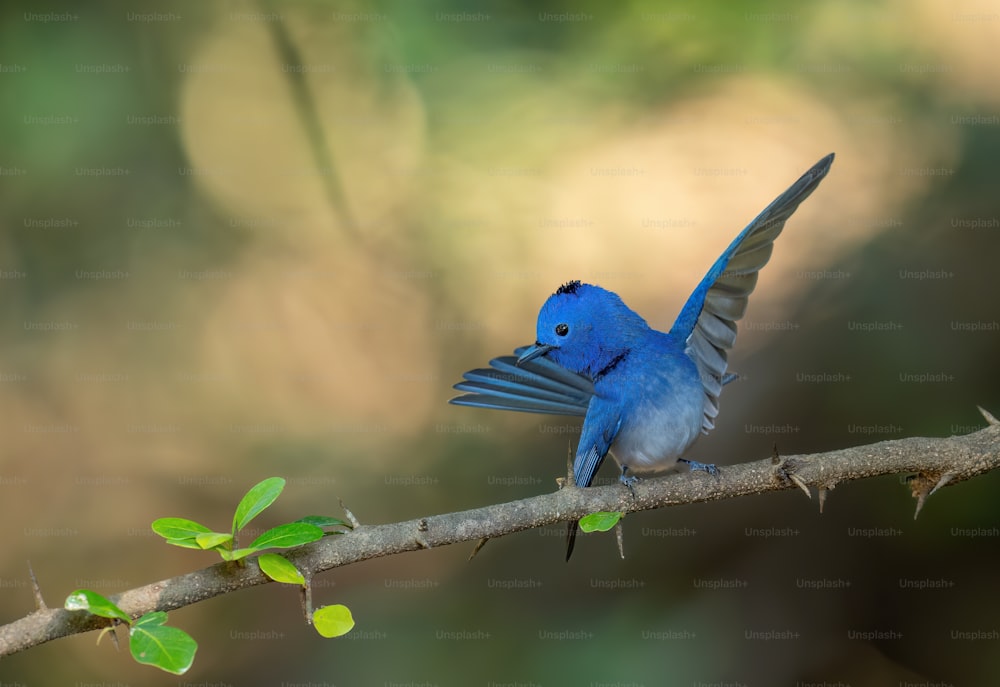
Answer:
[2,0,999,683]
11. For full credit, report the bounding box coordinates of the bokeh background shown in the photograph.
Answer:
[1,0,999,683]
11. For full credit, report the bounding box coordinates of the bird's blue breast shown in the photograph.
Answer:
[595,333,705,472]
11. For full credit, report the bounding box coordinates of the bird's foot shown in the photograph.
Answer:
[619,467,639,497]
[679,458,719,477]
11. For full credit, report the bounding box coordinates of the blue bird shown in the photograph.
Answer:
[451,153,834,558]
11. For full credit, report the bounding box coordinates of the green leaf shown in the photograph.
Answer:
[194,532,233,550]
[232,477,286,533]
[313,604,354,638]
[162,537,205,550]
[65,589,131,624]
[129,612,198,675]
[578,511,624,533]
[151,517,213,541]
[297,515,352,530]
[250,522,324,550]
[226,547,260,561]
[258,553,305,585]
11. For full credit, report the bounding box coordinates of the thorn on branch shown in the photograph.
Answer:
[772,457,811,499]
[27,562,46,611]
[468,537,490,560]
[930,472,955,496]
[907,471,954,520]
[339,499,361,528]
[97,623,121,651]
[978,405,999,427]
[816,481,840,514]
[789,473,811,500]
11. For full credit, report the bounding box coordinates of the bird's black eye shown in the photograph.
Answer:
[555,323,569,336]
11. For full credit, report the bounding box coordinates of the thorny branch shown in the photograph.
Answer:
[2,413,998,659]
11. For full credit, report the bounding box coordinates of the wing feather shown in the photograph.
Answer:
[450,345,594,416]
[669,153,834,432]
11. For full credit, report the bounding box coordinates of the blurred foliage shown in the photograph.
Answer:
[1,0,998,683]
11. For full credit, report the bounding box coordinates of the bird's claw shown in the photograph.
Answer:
[619,469,639,496]
[679,458,719,477]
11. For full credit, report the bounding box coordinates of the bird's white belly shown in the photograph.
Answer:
[608,378,704,473]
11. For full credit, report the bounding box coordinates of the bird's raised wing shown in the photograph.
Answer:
[450,345,594,416]
[669,153,834,433]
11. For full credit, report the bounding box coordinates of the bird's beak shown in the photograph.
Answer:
[516,342,556,366]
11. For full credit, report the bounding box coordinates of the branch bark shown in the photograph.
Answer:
[2,419,999,659]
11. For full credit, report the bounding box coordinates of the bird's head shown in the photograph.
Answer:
[517,280,649,379]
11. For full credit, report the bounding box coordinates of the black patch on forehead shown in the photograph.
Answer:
[555,280,582,296]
